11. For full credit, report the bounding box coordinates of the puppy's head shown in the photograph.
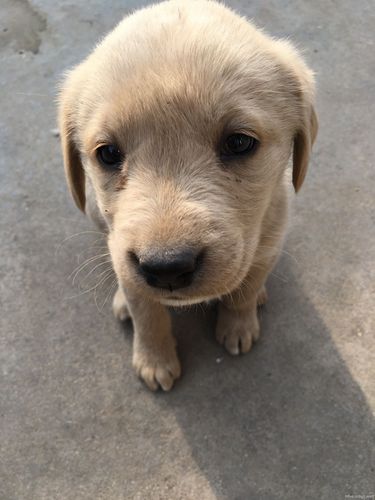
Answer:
[59,0,317,305]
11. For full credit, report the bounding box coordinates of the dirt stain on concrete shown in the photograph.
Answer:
[0,0,46,54]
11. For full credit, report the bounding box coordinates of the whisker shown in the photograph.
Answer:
[66,269,114,300]
[99,278,118,312]
[256,244,299,265]
[76,245,110,261]
[69,253,110,283]
[78,265,113,290]
[55,230,107,257]
[94,271,116,312]
[77,259,113,286]
[15,92,51,97]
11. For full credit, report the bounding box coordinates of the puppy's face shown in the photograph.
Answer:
[59,1,317,305]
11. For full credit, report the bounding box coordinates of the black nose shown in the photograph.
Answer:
[132,248,202,291]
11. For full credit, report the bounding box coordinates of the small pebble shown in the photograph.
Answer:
[216,357,223,364]
[51,128,60,137]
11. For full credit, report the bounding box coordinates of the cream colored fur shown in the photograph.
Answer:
[59,0,317,391]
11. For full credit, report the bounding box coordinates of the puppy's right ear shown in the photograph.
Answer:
[292,104,318,192]
[58,74,86,212]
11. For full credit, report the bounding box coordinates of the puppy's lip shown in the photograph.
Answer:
[159,293,219,307]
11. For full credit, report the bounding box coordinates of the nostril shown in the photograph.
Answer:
[143,250,195,275]
[135,248,203,290]
[128,250,140,266]
[195,249,205,271]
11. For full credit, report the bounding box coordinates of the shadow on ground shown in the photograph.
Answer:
[129,255,375,499]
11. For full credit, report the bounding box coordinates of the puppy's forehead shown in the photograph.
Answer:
[84,58,297,148]
[80,2,305,145]
[100,70,261,136]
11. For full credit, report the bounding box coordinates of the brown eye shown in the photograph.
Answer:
[96,145,123,169]
[222,134,258,157]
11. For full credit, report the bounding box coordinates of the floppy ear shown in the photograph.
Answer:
[58,78,86,212]
[292,104,318,192]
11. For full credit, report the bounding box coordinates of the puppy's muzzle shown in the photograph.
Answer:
[129,248,203,291]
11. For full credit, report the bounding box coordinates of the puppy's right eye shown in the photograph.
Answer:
[96,145,123,169]
[221,134,258,157]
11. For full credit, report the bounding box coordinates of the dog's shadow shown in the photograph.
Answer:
[118,254,374,499]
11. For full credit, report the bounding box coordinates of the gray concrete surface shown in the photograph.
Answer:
[1,0,374,498]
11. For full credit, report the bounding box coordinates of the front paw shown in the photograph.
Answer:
[132,339,181,392]
[216,304,260,355]
[112,287,130,321]
[257,285,268,306]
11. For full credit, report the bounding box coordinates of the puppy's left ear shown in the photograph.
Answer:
[293,104,318,192]
[58,72,86,212]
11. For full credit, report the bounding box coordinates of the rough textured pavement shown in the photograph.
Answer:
[1,1,374,499]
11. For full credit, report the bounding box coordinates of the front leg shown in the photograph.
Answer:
[112,286,130,321]
[216,262,273,355]
[125,290,181,391]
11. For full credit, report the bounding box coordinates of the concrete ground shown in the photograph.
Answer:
[1,0,374,498]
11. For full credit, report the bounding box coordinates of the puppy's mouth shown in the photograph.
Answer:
[159,294,218,307]
[168,295,185,300]
[115,240,249,306]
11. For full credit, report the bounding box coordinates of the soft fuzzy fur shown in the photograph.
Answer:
[59,0,317,391]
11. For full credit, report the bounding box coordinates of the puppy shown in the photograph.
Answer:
[59,0,317,391]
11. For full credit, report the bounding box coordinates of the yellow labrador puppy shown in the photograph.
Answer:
[59,0,317,391]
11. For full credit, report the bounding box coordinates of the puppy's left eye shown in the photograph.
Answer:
[222,134,258,157]
[96,144,123,169]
